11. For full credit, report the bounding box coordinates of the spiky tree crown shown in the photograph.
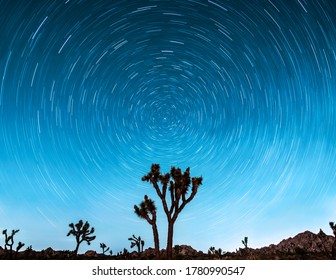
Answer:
[142,164,203,199]
[2,229,20,246]
[142,164,161,182]
[142,164,203,216]
[67,220,96,245]
[134,195,157,219]
[169,167,190,194]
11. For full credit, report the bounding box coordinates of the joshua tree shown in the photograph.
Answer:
[141,164,203,259]
[217,247,223,256]
[208,246,224,257]
[100,243,110,255]
[128,234,145,253]
[242,237,248,249]
[3,229,18,251]
[66,220,96,256]
[116,248,129,258]
[134,195,160,259]
[16,241,25,252]
[208,246,216,254]
[141,239,145,252]
[25,245,33,258]
[2,229,25,258]
[26,245,33,251]
[329,222,336,258]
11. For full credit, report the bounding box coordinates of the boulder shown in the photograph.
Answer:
[41,247,56,258]
[84,250,98,258]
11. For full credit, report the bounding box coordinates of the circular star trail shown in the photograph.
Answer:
[1,0,336,252]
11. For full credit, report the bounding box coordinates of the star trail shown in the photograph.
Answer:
[1,0,336,253]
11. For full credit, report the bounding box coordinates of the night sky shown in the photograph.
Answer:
[1,0,336,254]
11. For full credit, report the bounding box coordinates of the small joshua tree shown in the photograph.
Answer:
[208,246,216,254]
[100,243,110,255]
[16,241,25,253]
[122,248,129,258]
[141,164,203,259]
[25,245,33,258]
[329,222,336,258]
[67,220,96,256]
[208,246,224,257]
[128,234,145,253]
[2,229,25,258]
[3,229,18,252]
[134,195,160,259]
[242,237,248,249]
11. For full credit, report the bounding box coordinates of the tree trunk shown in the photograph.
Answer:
[152,224,160,259]
[152,223,160,259]
[9,245,13,259]
[74,242,80,256]
[332,241,336,259]
[166,221,174,259]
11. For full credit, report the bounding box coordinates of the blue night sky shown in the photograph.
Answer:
[0,0,336,254]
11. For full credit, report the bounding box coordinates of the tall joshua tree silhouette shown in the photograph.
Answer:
[141,164,203,259]
[329,221,336,258]
[67,220,96,256]
[134,195,160,259]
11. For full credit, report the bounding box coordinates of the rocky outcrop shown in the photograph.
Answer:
[41,247,56,258]
[84,250,98,258]
[174,245,197,255]
[234,229,335,260]
[276,230,333,254]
